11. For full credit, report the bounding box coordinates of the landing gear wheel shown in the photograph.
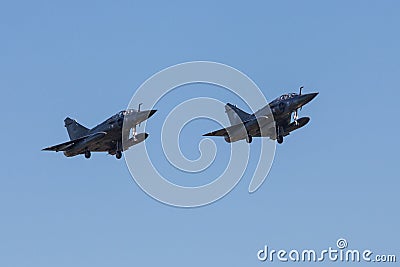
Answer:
[246,135,253,143]
[84,150,91,159]
[277,135,283,144]
[116,151,122,159]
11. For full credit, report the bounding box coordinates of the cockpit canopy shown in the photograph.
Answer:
[275,93,298,101]
[118,109,136,117]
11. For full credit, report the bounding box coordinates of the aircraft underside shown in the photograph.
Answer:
[223,116,310,144]
[63,133,148,159]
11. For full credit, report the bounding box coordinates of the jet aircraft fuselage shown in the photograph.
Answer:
[203,87,318,144]
[42,108,156,159]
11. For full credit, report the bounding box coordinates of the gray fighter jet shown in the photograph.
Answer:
[42,105,157,159]
[203,87,318,144]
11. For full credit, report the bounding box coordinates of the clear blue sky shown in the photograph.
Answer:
[1,1,399,266]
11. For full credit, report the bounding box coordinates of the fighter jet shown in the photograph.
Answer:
[42,105,157,159]
[203,87,318,144]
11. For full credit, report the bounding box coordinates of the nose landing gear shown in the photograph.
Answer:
[277,126,284,144]
[115,140,123,159]
[246,135,253,143]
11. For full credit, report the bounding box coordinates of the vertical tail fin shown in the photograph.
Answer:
[225,103,251,125]
[64,117,89,140]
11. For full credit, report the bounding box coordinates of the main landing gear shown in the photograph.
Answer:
[84,149,122,159]
[84,150,91,159]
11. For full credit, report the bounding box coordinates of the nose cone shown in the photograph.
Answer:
[136,109,157,123]
[148,109,157,118]
[124,109,157,128]
[296,93,318,108]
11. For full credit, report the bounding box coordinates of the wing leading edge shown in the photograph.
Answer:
[203,116,272,137]
[42,132,107,152]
